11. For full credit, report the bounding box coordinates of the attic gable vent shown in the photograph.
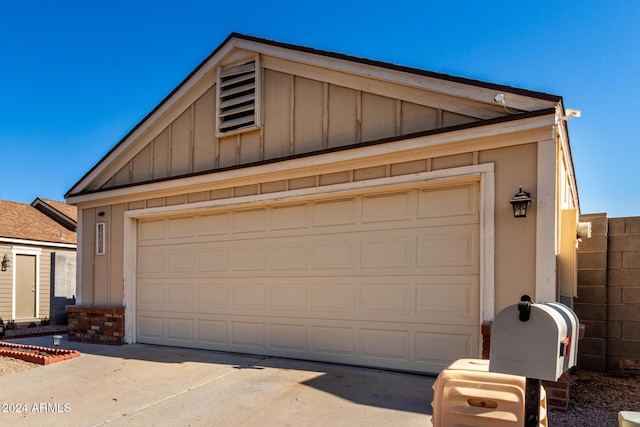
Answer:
[217,58,260,136]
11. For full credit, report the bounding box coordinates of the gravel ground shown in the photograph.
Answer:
[0,325,68,375]
[549,369,640,426]
[0,357,38,376]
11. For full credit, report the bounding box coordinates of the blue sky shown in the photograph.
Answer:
[1,1,638,217]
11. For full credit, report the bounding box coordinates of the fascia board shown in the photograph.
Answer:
[233,38,557,112]
[262,56,505,120]
[554,104,580,213]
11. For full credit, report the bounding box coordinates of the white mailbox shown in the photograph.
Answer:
[489,296,579,382]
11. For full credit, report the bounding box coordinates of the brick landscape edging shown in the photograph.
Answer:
[0,342,81,365]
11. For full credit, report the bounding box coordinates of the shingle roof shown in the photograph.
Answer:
[31,197,78,231]
[39,198,78,223]
[0,199,77,245]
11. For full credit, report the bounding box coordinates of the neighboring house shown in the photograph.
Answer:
[0,198,77,325]
[65,33,580,373]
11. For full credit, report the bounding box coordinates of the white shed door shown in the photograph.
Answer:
[136,181,480,373]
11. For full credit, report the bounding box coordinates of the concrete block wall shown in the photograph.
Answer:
[606,216,640,372]
[576,214,640,374]
[574,213,608,372]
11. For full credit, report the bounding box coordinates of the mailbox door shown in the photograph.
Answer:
[489,303,567,381]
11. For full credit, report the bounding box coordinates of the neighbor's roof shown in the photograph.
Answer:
[37,198,78,222]
[31,197,78,231]
[0,199,77,245]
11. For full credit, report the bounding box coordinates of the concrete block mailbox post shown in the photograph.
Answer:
[489,296,579,427]
[431,296,579,427]
[431,359,549,426]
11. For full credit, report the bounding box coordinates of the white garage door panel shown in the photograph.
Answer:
[136,224,478,278]
[136,182,481,373]
[418,184,477,220]
[136,189,478,247]
[138,275,477,324]
[270,323,307,351]
[197,319,227,344]
[167,318,194,341]
[138,316,163,339]
[136,312,477,372]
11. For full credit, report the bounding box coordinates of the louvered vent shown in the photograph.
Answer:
[217,60,257,135]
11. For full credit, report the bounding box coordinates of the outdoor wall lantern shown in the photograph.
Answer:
[510,187,532,218]
[53,335,62,355]
[1,254,8,272]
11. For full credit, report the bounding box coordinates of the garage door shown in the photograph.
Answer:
[136,180,480,373]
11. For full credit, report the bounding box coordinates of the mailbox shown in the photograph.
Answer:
[489,296,579,382]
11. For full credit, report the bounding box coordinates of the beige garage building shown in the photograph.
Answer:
[66,33,580,373]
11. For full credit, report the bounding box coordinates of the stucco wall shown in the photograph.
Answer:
[480,143,538,311]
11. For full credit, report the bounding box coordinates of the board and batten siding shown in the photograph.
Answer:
[80,204,126,307]
[103,65,477,191]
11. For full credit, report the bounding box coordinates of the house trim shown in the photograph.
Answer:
[536,139,558,302]
[229,34,560,103]
[0,237,76,250]
[122,162,495,345]
[67,110,552,206]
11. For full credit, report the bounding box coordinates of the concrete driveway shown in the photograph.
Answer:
[0,335,434,426]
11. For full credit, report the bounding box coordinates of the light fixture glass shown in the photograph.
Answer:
[510,187,532,218]
[53,335,62,354]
